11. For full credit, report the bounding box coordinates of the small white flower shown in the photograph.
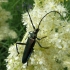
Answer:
[38,61,43,65]
[30,58,35,64]
[7,66,11,70]
[62,12,66,17]
[23,22,27,25]
[15,57,19,60]
[22,63,27,68]
[9,59,13,63]
[56,4,66,15]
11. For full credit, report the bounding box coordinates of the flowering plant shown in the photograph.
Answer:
[5,0,70,70]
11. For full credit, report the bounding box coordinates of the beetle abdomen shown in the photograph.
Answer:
[22,37,35,63]
[22,48,33,63]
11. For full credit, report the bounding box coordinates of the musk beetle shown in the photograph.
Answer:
[16,4,63,65]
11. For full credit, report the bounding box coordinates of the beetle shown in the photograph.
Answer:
[16,4,63,65]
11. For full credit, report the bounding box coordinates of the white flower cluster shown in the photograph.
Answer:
[5,0,70,70]
[0,3,17,41]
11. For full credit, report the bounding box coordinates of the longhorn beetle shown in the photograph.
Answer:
[16,4,63,65]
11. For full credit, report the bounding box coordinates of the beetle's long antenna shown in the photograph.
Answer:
[38,11,64,29]
[25,5,35,30]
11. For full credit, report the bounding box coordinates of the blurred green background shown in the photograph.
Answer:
[0,0,70,70]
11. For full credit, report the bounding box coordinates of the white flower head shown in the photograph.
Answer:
[6,0,70,70]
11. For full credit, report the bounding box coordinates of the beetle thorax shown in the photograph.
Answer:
[29,28,39,39]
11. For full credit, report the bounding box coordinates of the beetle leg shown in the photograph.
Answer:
[16,43,26,54]
[37,36,47,40]
[36,40,49,49]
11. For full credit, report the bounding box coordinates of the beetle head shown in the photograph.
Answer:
[34,28,39,34]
